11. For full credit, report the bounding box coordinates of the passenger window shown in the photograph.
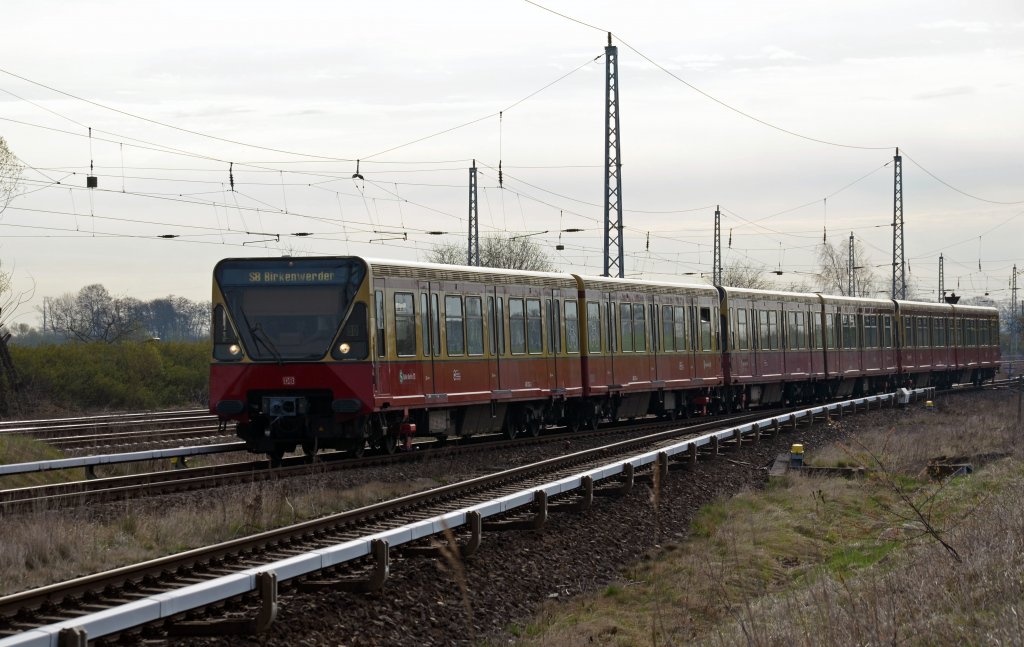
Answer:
[587,301,602,353]
[662,305,674,352]
[700,307,713,351]
[496,297,505,355]
[445,295,465,356]
[565,301,580,353]
[394,292,416,357]
[674,306,687,351]
[509,298,526,355]
[634,303,646,352]
[466,296,483,355]
[487,296,495,355]
[526,298,543,353]
[619,303,634,352]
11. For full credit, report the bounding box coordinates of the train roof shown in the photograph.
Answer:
[572,273,717,294]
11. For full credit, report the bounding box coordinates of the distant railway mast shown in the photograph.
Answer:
[468,160,479,266]
[892,147,906,299]
[603,33,624,278]
[712,206,722,285]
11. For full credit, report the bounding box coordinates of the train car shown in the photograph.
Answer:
[210,256,581,462]
[950,303,1000,385]
[894,300,954,387]
[573,275,723,421]
[820,295,898,397]
[719,287,825,408]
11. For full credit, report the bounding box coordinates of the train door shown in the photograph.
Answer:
[372,279,391,396]
[545,292,560,389]
[418,281,438,396]
[488,287,502,392]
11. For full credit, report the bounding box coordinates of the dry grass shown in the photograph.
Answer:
[516,392,1024,646]
[0,435,87,488]
[0,472,442,595]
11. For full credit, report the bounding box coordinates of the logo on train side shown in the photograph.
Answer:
[452,370,462,381]
[399,370,416,384]
[249,271,261,282]
[282,376,296,385]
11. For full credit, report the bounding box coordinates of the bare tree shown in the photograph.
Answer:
[426,235,555,272]
[815,239,881,298]
[1,137,24,217]
[0,260,33,333]
[720,264,773,289]
[46,284,144,343]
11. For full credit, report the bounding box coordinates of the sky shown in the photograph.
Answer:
[1,0,1022,327]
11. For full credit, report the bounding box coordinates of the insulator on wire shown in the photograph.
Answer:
[229,162,235,191]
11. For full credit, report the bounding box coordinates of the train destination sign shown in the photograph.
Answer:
[217,260,365,287]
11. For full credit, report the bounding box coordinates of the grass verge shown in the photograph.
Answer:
[514,392,1024,646]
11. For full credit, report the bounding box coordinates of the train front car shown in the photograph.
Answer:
[210,257,372,463]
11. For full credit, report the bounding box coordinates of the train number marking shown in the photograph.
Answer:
[282,376,296,385]
[399,370,416,384]
[452,370,462,381]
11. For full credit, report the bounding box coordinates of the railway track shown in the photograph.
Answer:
[0,412,746,515]
[0,407,787,641]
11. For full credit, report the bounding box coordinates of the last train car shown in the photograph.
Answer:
[210,256,582,463]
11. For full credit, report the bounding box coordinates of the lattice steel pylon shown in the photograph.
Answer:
[848,232,855,297]
[713,205,722,285]
[467,160,479,266]
[892,147,906,300]
[938,253,945,302]
[603,33,624,278]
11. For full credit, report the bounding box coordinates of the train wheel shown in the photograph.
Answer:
[347,440,366,458]
[380,433,398,455]
[525,411,541,437]
[301,440,319,459]
[504,421,518,440]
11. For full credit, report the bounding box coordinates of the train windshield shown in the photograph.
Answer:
[215,258,367,360]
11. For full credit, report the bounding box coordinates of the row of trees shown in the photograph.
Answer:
[9,285,210,345]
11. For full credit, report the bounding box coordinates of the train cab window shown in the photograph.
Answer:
[420,293,431,356]
[700,307,713,352]
[375,290,386,358]
[394,292,416,357]
[587,301,602,353]
[565,301,580,353]
[466,296,484,356]
[445,295,465,356]
[662,305,674,352]
[674,306,688,351]
[634,303,647,352]
[431,294,441,357]
[509,298,526,354]
[863,315,878,349]
[619,303,634,352]
[735,308,750,351]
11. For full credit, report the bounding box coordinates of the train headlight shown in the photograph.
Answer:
[338,342,351,355]
[228,344,242,357]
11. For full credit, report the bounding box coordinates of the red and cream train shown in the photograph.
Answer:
[209,256,1000,462]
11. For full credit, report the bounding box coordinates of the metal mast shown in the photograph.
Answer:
[848,232,855,297]
[892,147,906,299]
[1012,264,1018,363]
[467,160,479,266]
[938,253,945,302]
[602,32,624,278]
[713,205,722,285]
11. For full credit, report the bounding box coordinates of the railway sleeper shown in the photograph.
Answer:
[482,490,548,531]
[402,511,484,559]
[166,570,278,637]
[299,538,390,594]
[593,463,635,497]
